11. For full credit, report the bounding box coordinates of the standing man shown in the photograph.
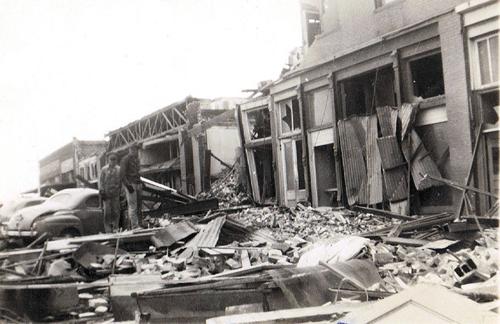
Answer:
[120,143,142,229]
[99,153,121,233]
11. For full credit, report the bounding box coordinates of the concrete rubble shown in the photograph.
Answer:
[0,167,498,323]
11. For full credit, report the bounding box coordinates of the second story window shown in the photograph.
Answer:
[305,12,321,46]
[409,52,445,99]
[476,33,499,87]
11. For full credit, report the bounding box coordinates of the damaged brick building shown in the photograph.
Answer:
[106,96,243,196]
[238,0,499,215]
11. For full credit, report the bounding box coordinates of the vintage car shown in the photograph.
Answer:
[6,188,104,240]
[0,195,47,224]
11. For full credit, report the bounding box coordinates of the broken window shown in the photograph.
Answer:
[247,107,271,140]
[476,33,499,86]
[306,87,333,128]
[340,66,395,118]
[305,12,321,47]
[280,98,301,134]
[409,53,445,99]
[479,90,499,130]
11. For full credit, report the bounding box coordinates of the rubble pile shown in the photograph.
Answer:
[197,163,252,208]
[0,200,498,322]
[232,205,395,241]
[367,228,498,290]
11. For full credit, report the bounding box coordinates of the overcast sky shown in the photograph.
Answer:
[0,0,302,201]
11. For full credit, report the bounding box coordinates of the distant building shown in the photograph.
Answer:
[39,138,106,193]
[106,96,244,195]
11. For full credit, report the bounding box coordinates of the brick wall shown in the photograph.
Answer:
[439,13,473,204]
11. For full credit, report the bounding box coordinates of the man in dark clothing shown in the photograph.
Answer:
[120,143,142,229]
[99,153,121,233]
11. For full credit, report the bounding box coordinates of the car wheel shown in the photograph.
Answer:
[59,228,81,238]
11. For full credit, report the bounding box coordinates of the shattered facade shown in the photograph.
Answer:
[106,96,244,196]
[239,0,499,216]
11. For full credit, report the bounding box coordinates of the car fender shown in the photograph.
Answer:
[33,213,83,237]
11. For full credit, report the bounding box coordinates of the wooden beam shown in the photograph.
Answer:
[172,106,188,124]
[162,111,175,129]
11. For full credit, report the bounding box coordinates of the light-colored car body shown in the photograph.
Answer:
[6,188,104,240]
[0,196,47,224]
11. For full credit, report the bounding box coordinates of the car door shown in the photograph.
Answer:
[77,194,104,235]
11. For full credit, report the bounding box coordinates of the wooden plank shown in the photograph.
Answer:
[381,236,430,247]
[352,205,414,221]
[241,249,251,268]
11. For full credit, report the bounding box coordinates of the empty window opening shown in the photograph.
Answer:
[409,53,445,99]
[306,12,321,46]
[341,66,395,117]
[314,144,336,206]
[252,145,275,202]
[247,107,271,140]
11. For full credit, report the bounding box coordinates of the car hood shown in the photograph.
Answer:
[7,202,68,230]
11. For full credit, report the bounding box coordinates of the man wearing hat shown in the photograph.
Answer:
[120,143,142,229]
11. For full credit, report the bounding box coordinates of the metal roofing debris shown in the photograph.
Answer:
[186,216,226,248]
[383,166,408,202]
[377,135,405,170]
[151,221,199,248]
[376,106,398,137]
[399,103,418,140]
[359,114,383,205]
[407,130,442,191]
[338,118,367,206]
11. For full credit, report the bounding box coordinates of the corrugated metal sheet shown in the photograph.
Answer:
[361,114,383,205]
[186,216,226,248]
[377,135,405,170]
[399,103,418,140]
[151,221,198,248]
[408,131,442,191]
[376,106,397,137]
[338,119,367,206]
[383,167,408,202]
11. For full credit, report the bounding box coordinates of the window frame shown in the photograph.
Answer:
[305,86,335,131]
[401,49,446,109]
[278,98,302,138]
[471,32,499,90]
